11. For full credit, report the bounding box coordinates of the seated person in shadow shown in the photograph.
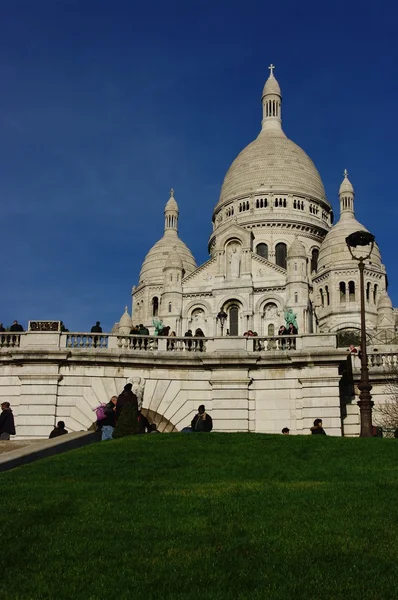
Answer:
[182,405,213,433]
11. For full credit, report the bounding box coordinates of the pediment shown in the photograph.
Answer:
[213,222,253,253]
[182,257,217,286]
[251,254,287,286]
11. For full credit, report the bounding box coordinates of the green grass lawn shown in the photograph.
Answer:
[2,433,398,600]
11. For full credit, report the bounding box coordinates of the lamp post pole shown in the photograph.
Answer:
[357,258,373,437]
[346,231,375,437]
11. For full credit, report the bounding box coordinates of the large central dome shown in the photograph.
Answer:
[218,131,326,206]
[215,68,327,210]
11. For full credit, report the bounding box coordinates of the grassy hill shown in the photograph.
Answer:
[2,433,398,600]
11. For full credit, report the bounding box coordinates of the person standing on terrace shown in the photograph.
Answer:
[91,321,102,333]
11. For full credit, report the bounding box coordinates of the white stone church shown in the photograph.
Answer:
[131,66,393,340]
[1,67,397,439]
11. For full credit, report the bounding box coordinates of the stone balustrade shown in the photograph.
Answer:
[66,333,109,349]
[0,333,24,348]
[0,330,340,354]
[367,352,398,368]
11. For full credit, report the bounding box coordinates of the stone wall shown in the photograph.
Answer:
[1,331,393,439]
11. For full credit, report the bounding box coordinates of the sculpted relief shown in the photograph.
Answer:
[228,243,241,278]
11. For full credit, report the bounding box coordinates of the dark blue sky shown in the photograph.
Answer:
[1,0,397,331]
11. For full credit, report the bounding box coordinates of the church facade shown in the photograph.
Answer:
[131,66,394,342]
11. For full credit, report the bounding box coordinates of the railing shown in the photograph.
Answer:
[116,335,207,352]
[117,335,158,350]
[0,333,23,348]
[66,333,109,349]
[0,331,341,354]
[253,335,298,351]
[367,353,398,368]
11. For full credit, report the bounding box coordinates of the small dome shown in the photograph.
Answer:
[139,237,196,283]
[318,213,381,271]
[165,188,178,212]
[164,247,183,269]
[119,306,132,328]
[339,170,354,195]
[377,292,393,311]
[288,238,306,258]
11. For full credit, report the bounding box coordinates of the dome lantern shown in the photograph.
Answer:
[164,188,179,236]
[261,64,283,135]
[339,169,355,217]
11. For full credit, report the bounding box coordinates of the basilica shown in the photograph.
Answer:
[130,66,394,341]
[2,67,397,439]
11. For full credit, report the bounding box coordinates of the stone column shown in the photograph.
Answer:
[17,372,63,439]
[209,371,252,432]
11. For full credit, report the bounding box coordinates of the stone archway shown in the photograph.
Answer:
[141,408,177,432]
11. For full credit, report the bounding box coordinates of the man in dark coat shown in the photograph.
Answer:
[310,418,327,435]
[184,329,193,351]
[91,321,102,333]
[116,383,138,421]
[10,320,24,332]
[191,405,213,432]
[0,323,5,332]
[0,402,16,440]
[137,324,150,349]
[49,421,68,439]
[113,383,139,437]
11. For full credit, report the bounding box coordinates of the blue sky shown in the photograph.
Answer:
[1,0,397,331]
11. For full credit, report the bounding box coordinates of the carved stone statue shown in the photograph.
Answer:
[152,318,164,335]
[284,308,298,330]
[128,376,146,411]
[229,246,241,278]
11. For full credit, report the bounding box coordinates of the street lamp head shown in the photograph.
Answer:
[346,231,375,248]
[217,310,228,325]
[346,230,375,262]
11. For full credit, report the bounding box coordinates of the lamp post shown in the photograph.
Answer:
[216,310,228,336]
[345,230,375,437]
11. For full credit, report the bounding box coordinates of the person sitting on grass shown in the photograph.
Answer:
[191,405,213,432]
[310,418,327,435]
[49,421,68,439]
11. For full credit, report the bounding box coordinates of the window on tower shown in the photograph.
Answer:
[275,243,287,269]
[256,243,268,260]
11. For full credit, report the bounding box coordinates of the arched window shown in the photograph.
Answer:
[348,281,355,302]
[339,282,346,303]
[168,302,172,313]
[373,284,378,304]
[311,249,319,273]
[320,289,324,307]
[366,282,371,302]
[325,285,330,305]
[152,297,159,317]
[229,304,239,336]
[170,274,173,282]
[294,293,298,303]
[275,243,287,269]
[256,243,268,259]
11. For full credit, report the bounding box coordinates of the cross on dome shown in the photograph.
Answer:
[268,64,275,76]
[170,188,175,197]
[343,169,348,178]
